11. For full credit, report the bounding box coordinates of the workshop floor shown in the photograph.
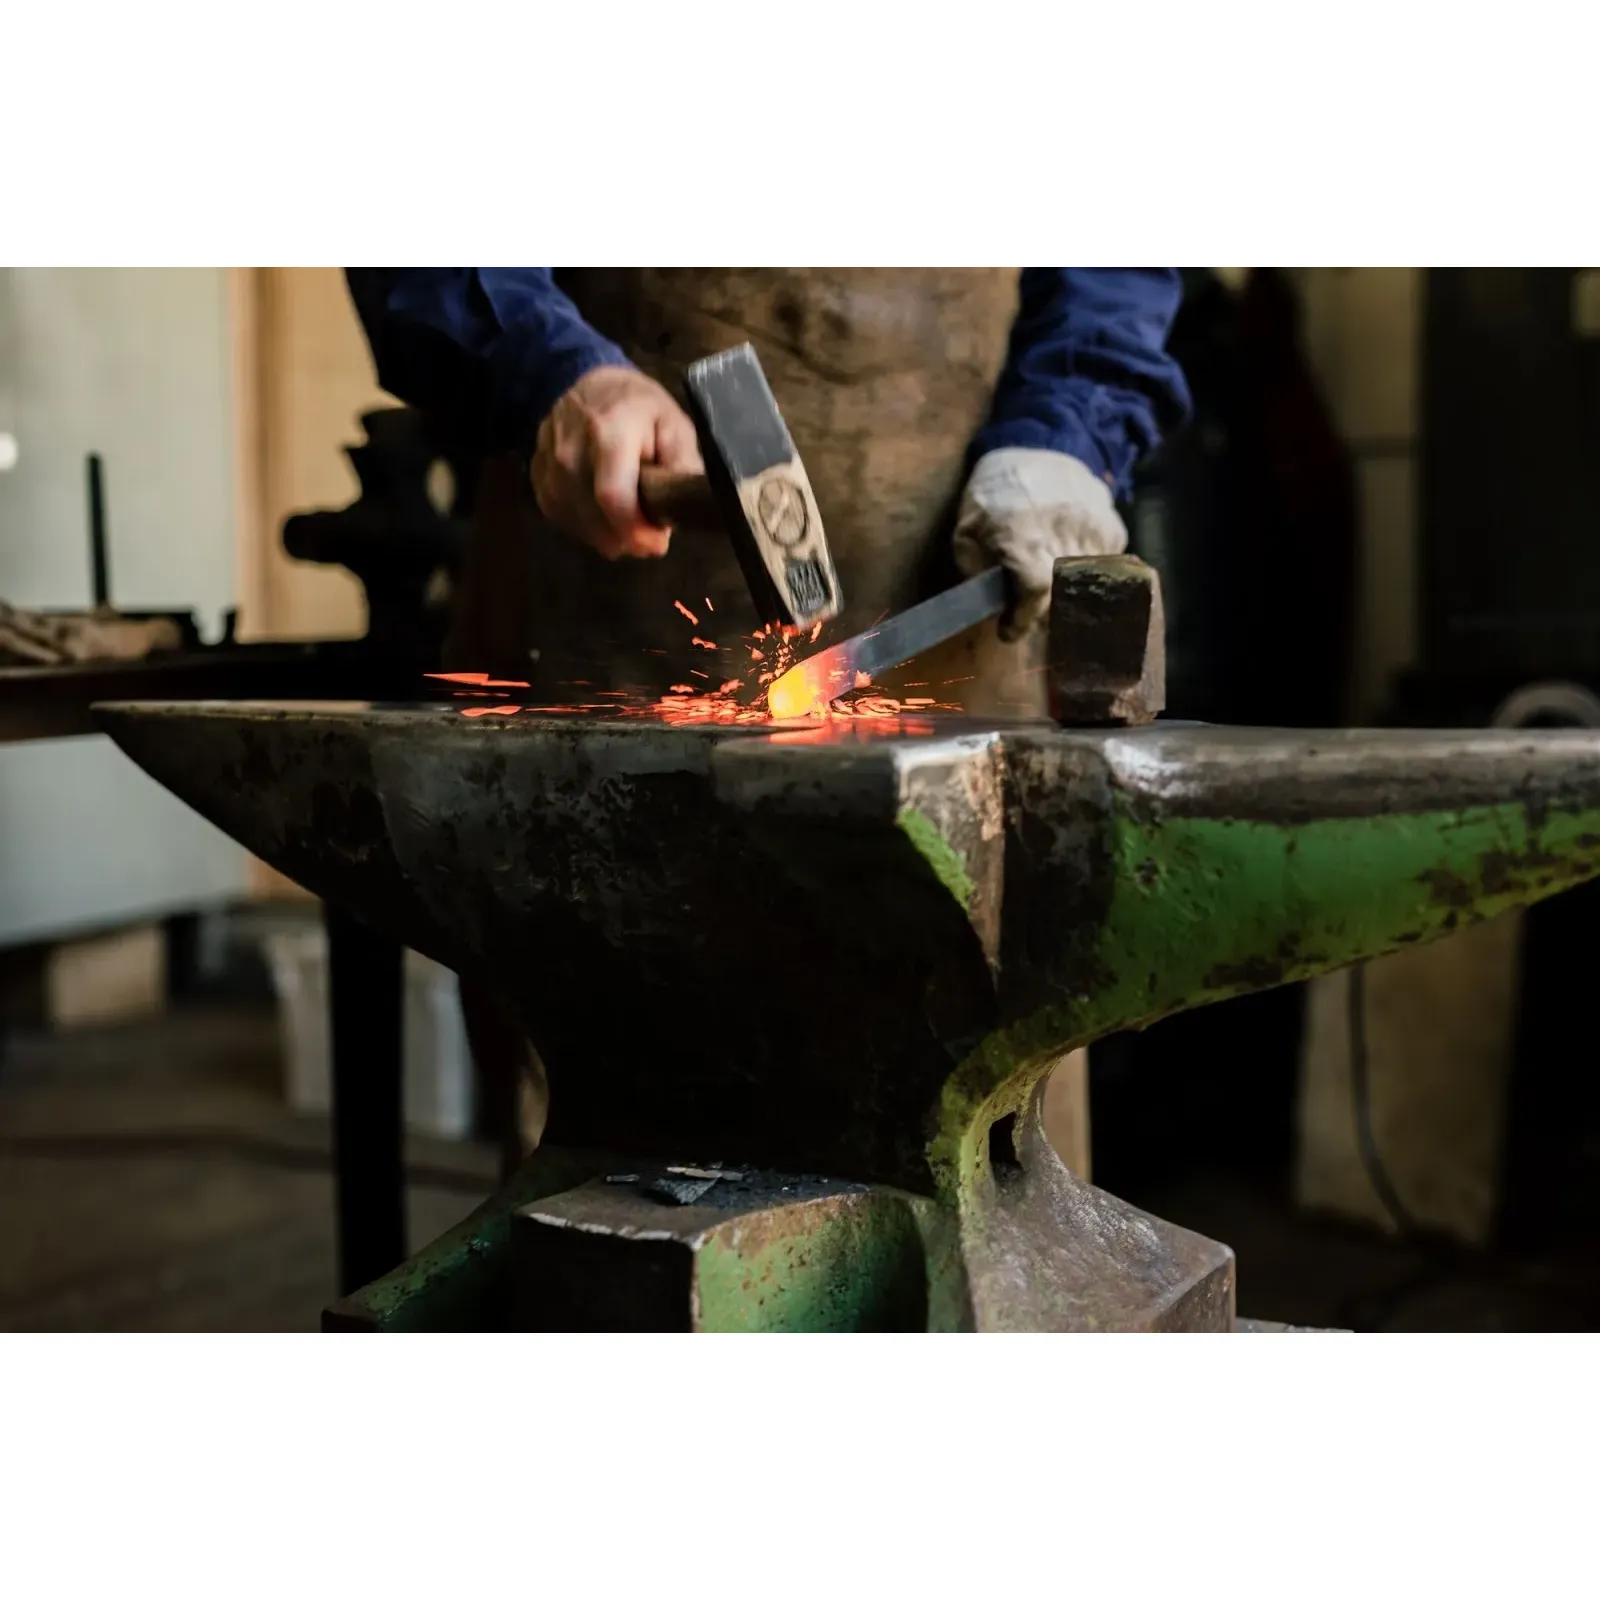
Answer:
[0,1003,493,1332]
[2,998,1596,1333]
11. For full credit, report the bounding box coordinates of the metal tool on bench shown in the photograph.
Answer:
[93,554,1600,1332]
[0,455,193,670]
[1,428,456,743]
[633,342,843,634]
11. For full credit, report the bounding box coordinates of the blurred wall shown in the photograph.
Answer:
[229,269,390,900]
[232,268,383,643]
[0,269,246,944]
[1295,268,1421,719]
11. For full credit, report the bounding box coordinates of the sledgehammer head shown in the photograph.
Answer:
[679,343,842,632]
[1047,554,1166,727]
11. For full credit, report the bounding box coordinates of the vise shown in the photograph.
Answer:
[94,557,1600,1331]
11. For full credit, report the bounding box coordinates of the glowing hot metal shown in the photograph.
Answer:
[765,568,1011,718]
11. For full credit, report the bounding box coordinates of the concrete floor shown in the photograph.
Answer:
[0,1003,492,1331]
[1,997,1595,1332]
[1137,1171,1600,1333]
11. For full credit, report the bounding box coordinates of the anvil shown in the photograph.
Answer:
[95,700,1600,1330]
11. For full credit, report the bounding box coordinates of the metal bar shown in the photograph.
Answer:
[86,454,110,608]
[767,568,1008,715]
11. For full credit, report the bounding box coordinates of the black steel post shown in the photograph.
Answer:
[86,453,110,608]
[324,902,407,1295]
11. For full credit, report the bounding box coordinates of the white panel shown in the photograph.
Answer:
[0,269,246,945]
[0,738,242,944]
[0,269,236,631]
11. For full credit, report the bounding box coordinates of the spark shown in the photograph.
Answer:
[673,600,699,626]
[427,671,530,689]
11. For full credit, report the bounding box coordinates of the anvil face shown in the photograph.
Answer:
[95,700,1600,1200]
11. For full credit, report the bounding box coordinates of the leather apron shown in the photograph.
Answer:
[446,269,1049,719]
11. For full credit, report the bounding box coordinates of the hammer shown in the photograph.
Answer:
[635,343,843,633]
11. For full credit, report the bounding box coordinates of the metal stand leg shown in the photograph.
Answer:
[325,902,406,1295]
[164,912,202,1003]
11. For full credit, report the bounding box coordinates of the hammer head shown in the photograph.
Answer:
[1047,554,1166,727]
[679,344,843,632]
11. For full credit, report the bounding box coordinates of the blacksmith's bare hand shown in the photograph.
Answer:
[531,366,703,561]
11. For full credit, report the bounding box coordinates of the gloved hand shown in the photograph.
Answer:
[952,447,1130,642]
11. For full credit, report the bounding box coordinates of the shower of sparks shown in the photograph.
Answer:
[429,597,966,726]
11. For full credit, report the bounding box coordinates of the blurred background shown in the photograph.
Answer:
[2,267,1597,1330]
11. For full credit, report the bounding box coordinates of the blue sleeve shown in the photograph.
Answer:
[972,269,1192,498]
[344,269,632,453]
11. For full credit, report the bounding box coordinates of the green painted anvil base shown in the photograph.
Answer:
[324,1078,1235,1333]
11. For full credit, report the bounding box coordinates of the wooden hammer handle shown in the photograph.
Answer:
[637,465,719,530]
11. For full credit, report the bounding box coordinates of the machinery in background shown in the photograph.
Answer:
[0,408,468,742]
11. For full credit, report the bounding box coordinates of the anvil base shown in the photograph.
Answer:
[324,1079,1275,1334]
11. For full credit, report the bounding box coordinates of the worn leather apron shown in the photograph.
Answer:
[446,269,1048,719]
[444,269,1075,1173]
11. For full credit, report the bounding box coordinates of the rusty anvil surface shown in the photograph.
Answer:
[94,700,1600,1331]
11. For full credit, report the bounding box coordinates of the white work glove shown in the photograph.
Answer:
[952,447,1130,643]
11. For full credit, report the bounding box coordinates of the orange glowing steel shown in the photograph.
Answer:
[674,600,699,626]
[461,704,522,717]
[767,655,832,720]
[690,637,717,651]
